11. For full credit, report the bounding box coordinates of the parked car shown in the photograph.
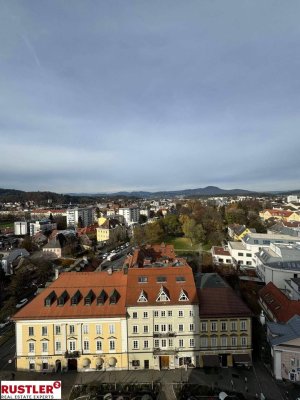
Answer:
[16,298,28,309]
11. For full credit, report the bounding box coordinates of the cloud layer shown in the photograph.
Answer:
[1,1,300,193]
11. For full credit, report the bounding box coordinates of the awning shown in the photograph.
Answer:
[233,354,251,364]
[202,355,220,367]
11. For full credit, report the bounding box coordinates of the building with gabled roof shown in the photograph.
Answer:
[126,264,199,370]
[13,270,129,372]
[196,273,253,368]
[259,282,300,323]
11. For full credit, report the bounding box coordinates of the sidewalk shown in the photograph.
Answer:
[0,363,286,400]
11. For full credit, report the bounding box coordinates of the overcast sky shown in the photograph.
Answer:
[1,1,300,193]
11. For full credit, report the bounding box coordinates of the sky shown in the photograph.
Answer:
[1,1,300,194]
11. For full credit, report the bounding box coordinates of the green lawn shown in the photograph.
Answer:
[165,236,201,251]
[0,221,14,229]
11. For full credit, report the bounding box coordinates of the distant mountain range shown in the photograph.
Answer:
[1,186,299,203]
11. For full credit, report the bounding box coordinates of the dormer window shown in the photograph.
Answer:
[110,289,119,305]
[97,290,107,305]
[137,290,148,302]
[156,286,170,302]
[179,289,189,302]
[44,291,56,307]
[84,290,94,305]
[57,290,68,306]
[71,290,81,306]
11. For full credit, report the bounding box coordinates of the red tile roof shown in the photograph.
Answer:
[13,271,128,321]
[265,209,293,217]
[259,282,300,322]
[126,265,198,307]
[198,287,252,317]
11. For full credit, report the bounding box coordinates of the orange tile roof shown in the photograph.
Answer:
[265,209,293,217]
[259,282,300,322]
[126,265,198,307]
[13,271,128,321]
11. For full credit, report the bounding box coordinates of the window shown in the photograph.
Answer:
[96,340,102,351]
[143,311,148,319]
[96,325,102,335]
[161,311,166,317]
[42,362,48,370]
[189,323,194,332]
[211,321,217,332]
[55,341,61,352]
[83,325,89,334]
[28,327,34,336]
[109,340,115,351]
[189,310,194,317]
[200,337,208,347]
[69,325,75,335]
[178,324,184,332]
[176,276,185,282]
[179,289,189,301]
[168,310,172,317]
[156,276,167,283]
[138,290,148,302]
[42,326,48,336]
[246,253,251,257]
[156,286,170,302]
[169,339,173,347]
[246,261,252,266]
[154,311,159,317]
[231,321,237,331]
[143,325,149,334]
[55,325,61,335]
[179,339,184,348]
[168,324,173,332]
[28,342,35,353]
[160,324,166,332]
[69,341,76,351]
[201,322,207,332]
[29,361,35,370]
[133,325,138,334]
[109,324,115,334]
[154,324,159,332]
[240,320,247,331]
[144,340,149,349]
[42,342,48,353]
[241,337,247,347]
[238,252,243,256]
[221,336,227,347]
[211,337,217,347]
[231,336,237,347]
[132,312,138,319]
[132,360,140,367]
[221,322,227,331]
[178,310,184,317]
[161,339,167,348]
[138,276,148,283]
[83,340,89,351]
[189,338,195,348]
[154,339,159,348]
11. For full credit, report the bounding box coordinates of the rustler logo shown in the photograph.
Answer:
[0,381,61,399]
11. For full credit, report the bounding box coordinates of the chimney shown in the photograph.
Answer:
[107,267,113,275]
[55,268,59,280]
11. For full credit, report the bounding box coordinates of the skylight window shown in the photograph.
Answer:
[179,289,189,301]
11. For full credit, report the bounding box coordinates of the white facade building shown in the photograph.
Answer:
[118,207,140,225]
[67,207,95,228]
[256,243,300,289]
[14,221,28,235]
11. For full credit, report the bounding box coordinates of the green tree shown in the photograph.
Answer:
[162,214,182,236]
[145,221,164,244]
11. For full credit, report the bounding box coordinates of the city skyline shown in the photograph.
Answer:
[1,1,300,193]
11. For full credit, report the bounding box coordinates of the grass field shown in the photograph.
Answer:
[165,236,201,251]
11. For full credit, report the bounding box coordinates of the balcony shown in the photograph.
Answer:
[153,332,176,338]
[64,351,81,358]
